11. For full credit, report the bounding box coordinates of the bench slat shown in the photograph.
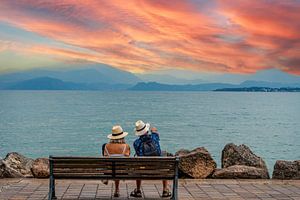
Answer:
[50,156,178,180]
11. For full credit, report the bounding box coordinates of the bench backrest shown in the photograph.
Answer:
[50,156,179,180]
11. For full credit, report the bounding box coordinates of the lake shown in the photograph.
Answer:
[0,91,299,173]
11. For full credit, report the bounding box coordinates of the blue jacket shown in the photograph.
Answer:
[133,132,161,156]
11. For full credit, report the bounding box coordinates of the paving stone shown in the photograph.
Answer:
[0,178,300,199]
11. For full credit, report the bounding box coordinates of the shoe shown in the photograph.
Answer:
[113,191,120,197]
[162,189,172,198]
[101,180,109,185]
[130,188,142,197]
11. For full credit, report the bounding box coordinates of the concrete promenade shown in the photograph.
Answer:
[0,178,300,200]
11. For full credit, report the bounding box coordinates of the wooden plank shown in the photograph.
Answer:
[51,156,178,181]
[51,156,176,162]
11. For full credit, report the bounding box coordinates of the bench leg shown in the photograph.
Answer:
[171,177,178,200]
[48,176,57,200]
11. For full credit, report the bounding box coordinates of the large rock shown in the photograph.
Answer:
[31,158,49,178]
[212,165,270,179]
[272,160,300,180]
[0,152,34,178]
[222,143,269,177]
[175,147,216,178]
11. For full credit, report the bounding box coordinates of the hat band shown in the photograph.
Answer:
[136,124,146,132]
[112,132,123,136]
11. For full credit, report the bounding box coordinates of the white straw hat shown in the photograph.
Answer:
[107,125,128,139]
[134,120,150,136]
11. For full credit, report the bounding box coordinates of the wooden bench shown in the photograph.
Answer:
[48,156,179,200]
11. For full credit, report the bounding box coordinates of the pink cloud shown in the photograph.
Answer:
[0,0,299,74]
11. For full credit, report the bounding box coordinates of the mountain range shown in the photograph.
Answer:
[1,64,300,91]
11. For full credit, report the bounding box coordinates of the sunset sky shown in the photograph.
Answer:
[0,0,300,76]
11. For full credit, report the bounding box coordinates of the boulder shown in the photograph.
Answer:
[0,152,33,178]
[175,147,216,178]
[272,160,300,180]
[31,158,49,178]
[222,143,269,178]
[212,165,270,179]
[0,159,5,177]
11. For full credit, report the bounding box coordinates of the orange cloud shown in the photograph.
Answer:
[0,0,299,74]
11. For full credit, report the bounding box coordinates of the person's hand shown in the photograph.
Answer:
[151,127,158,132]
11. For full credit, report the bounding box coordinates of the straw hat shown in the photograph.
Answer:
[134,120,150,136]
[107,125,128,139]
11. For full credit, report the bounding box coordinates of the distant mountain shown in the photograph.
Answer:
[206,69,300,84]
[7,77,87,90]
[129,82,236,91]
[1,67,300,91]
[246,69,300,83]
[5,77,132,90]
[0,63,141,85]
[136,73,205,85]
[138,69,300,85]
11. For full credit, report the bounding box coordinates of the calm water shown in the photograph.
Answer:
[0,91,299,172]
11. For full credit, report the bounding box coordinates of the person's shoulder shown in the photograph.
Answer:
[151,132,160,139]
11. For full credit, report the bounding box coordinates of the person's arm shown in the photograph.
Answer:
[133,139,141,156]
[102,143,107,156]
[125,144,131,157]
[151,127,160,140]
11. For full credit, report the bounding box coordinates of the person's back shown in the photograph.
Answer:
[102,125,130,197]
[133,129,161,157]
[130,120,171,198]
[103,141,130,157]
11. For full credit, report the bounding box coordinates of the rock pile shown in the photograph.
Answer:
[1,144,299,180]
[0,153,49,178]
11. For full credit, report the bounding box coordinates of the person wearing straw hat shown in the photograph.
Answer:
[130,120,171,198]
[102,125,130,197]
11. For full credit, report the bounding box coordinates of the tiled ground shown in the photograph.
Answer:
[0,178,299,200]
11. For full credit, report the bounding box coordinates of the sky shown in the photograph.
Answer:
[0,0,300,76]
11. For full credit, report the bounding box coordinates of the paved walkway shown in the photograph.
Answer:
[0,179,300,200]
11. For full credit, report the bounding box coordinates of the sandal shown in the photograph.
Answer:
[130,188,142,197]
[113,191,120,197]
[162,190,172,198]
[101,180,109,185]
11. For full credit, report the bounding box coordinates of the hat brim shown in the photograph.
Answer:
[135,123,150,136]
[107,132,128,140]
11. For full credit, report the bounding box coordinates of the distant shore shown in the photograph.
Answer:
[214,87,300,92]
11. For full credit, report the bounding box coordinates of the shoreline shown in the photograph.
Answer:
[1,143,299,180]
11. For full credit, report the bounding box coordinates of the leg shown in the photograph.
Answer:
[162,180,172,198]
[130,180,142,197]
[163,180,169,191]
[113,180,120,197]
[136,180,142,191]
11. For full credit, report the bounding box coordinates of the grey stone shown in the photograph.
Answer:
[212,165,270,179]
[175,147,216,178]
[272,160,300,179]
[31,158,49,178]
[222,143,269,178]
[0,152,33,178]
